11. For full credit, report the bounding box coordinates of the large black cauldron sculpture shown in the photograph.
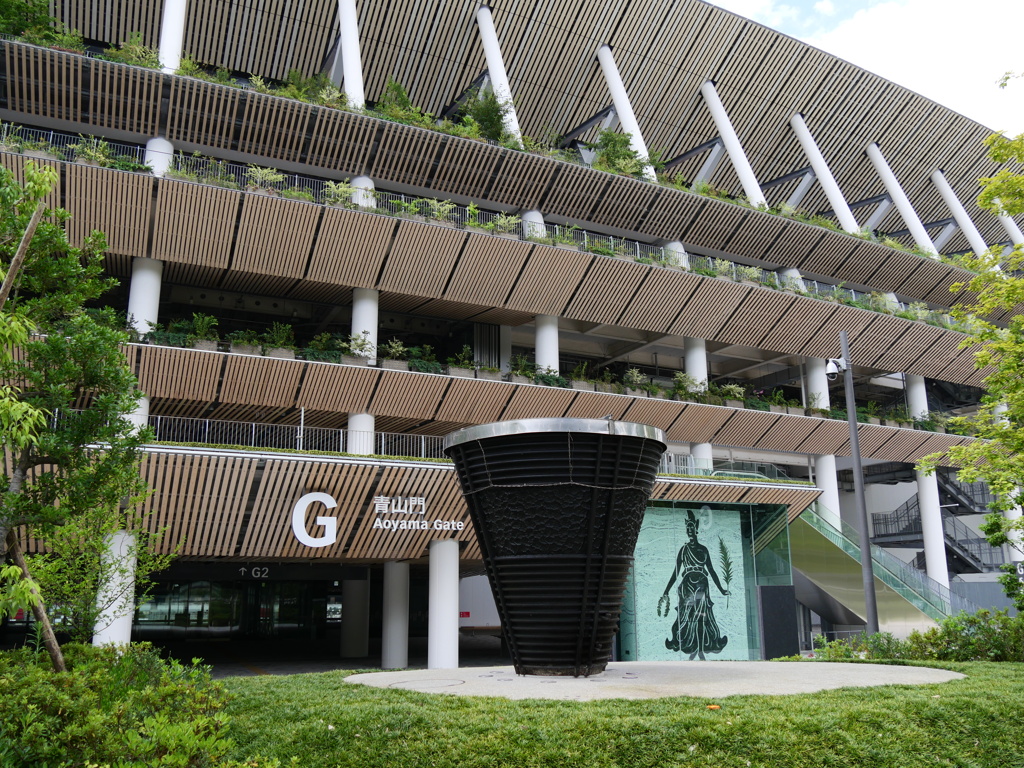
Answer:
[444,418,666,676]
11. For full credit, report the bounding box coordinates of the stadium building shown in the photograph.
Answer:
[0,0,1018,667]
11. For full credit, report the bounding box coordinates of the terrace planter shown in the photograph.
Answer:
[769,404,786,414]
[190,340,218,352]
[476,369,502,381]
[264,347,295,359]
[229,343,261,356]
[341,354,371,366]
[507,373,531,385]
[380,359,409,371]
[444,418,666,677]
[726,399,745,409]
[571,380,594,391]
[786,406,804,416]
[448,365,476,379]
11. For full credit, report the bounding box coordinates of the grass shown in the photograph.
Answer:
[223,661,1024,767]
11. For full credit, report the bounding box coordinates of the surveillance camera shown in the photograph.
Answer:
[825,358,845,381]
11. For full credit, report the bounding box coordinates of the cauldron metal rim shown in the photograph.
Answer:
[442,418,666,450]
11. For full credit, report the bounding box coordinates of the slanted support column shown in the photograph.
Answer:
[535,315,559,373]
[864,197,894,232]
[158,0,187,74]
[866,143,937,255]
[335,0,366,108]
[790,114,858,233]
[340,578,370,657]
[807,358,841,526]
[693,141,726,185]
[917,469,949,588]
[786,170,816,211]
[596,45,656,182]
[475,5,522,140]
[92,531,136,645]
[931,169,989,255]
[998,210,1024,246]
[144,137,174,177]
[382,561,410,669]
[348,288,378,454]
[427,539,460,669]
[700,81,766,206]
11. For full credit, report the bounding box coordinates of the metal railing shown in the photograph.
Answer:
[148,414,446,460]
[871,495,1005,571]
[804,502,982,620]
[658,455,796,482]
[936,468,995,514]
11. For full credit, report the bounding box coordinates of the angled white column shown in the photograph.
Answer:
[814,454,841,527]
[340,578,370,657]
[534,315,559,373]
[785,170,816,211]
[382,561,410,669]
[336,0,366,109]
[684,337,712,469]
[806,357,830,410]
[790,114,858,233]
[475,5,522,140]
[522,209,547,239]
[700,81,765,207]
[866,143,937,255]
[693,141,726,185]
[158,0,187,73]
[916,470,949,589]
[998,211,1024,246]
[596,45,656,182]
[144,137,174,177]
[127,257,163,432]
[931,169,989,255]
[932,222,959,251]
[427,539,460,669]
[92,531,136,645]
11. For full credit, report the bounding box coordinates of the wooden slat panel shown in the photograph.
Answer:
[295,363,380,413]
[233,195,320,278]
[377,222,466,297]
[65,164,153,258]
[505,248,592,315]
[136,346,223,402]
[219,356,304,408]
[152,179,241,267]
[443,235,534,305]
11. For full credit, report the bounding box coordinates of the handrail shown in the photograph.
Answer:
[803,502,983,620]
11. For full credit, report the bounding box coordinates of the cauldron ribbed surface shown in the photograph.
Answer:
[444,418,665,676]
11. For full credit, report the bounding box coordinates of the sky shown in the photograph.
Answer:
[708,0,1024,136]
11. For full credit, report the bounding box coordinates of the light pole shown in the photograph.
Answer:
[828,330,880,634]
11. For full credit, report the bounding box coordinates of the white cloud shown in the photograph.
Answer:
[813,0,836,16]
[804,0,1024,135]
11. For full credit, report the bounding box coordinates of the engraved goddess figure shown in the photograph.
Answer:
[657,508,729,660]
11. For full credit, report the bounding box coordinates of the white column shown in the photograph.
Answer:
[128,258,163,337]
[790,114,858,233]
[683,337,707,387]
[92,531,136,646]
[535,314,559,373]
[905,373,929,421]
[664,240,689,269]
[522,209,546,239]
[340,578,370,657]
[806,357,830,410]
[499,325,512,372]
[428,538,460,669]
[348,287,378,451]
[475,5,522,141]
[785,170,816,211]
[916,469,949,589]
[693,142,725,185]
[351,175,376,207]
[144,137,174,178]
[998,211,1024,246]
[700,81,766,207]
[814,454,842,525]
[158,0,187,74]
[336,0,365,109]
[382,561,410,669]
[596,45,656,182]
[931,169,989,255]
[866,143,937,255]
[778,267,805,292]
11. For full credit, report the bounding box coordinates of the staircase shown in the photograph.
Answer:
[799,504,982,623]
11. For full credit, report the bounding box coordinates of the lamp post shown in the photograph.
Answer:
[835,330,880,634]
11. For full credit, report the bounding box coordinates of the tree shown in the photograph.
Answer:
[0,163,156,669]
[919,100,1024,609]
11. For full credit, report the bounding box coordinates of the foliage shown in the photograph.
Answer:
[103,31,161,69]
[71,135,114,165]
[372,78,433,129]
[322,179,357,207]
[587,129,649,178]
[343,330,375,359]
[447,344,474,368]
[0,164,154,658]
[261,322,295,350]
[0,643,240,767]
[812,610,1024,663]
[462,88,511,144]
[622,367,645,387]
[245,164,285,191]
[532,368,569,388]
[0,0,54,38]
[379,338,407,360]
[222,660,1024,768]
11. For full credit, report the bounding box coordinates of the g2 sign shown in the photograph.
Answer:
[291,492,338,547]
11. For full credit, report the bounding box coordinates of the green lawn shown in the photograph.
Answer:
[224,661,1024,767]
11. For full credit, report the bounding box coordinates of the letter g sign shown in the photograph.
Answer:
[291,492,338,547]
